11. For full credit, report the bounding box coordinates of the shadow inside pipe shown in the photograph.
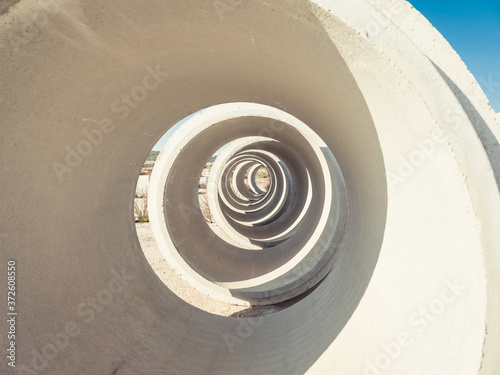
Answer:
[0,0,20,15]
[73,0,388,374]
[432,62,500,191]
[219,7,388,375]
[229,273,328,318]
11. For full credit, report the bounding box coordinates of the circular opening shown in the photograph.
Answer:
[253,166,271,192]
[135,103,348,316]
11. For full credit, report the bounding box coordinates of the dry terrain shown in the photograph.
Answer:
[136,222,290,317]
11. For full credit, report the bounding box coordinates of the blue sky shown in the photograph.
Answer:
[153,1,499,151]
[152,112,197,151]
[408,0,500,112]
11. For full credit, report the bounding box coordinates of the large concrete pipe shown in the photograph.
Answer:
[0,0,499,374]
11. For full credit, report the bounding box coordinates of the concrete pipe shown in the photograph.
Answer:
[148,103,347,304]
[0,0,499,374]
[208,137,314,247]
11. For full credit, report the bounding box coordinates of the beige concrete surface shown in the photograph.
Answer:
[0,0,499,374]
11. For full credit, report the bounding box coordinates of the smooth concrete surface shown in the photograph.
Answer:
[0,0,499,374]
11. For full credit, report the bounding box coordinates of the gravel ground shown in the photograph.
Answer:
[135,222,287,317]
